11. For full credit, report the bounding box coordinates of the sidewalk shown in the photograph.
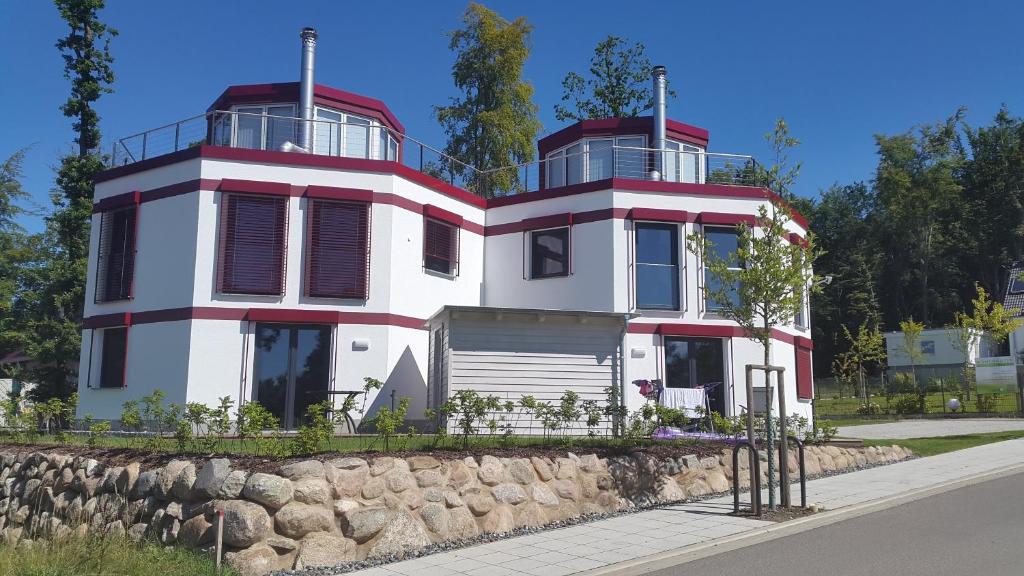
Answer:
[349,438,1024,576]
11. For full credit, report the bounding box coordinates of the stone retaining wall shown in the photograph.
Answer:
[0,444,911,575]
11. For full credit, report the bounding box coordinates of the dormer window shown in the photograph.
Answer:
[313,107,398,161]
[663,141,704,183]
[545,136,647,188]
[232,104,298,151]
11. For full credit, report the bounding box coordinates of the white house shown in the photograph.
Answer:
[884,328,996,382]
[77,29,815,429]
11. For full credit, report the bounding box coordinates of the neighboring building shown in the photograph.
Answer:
[77,29,814,428]
[0,351,36,425]
[884,328,995,382]
[1003,261,1024,364]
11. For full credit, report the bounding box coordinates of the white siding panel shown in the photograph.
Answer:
[444,316,621,435]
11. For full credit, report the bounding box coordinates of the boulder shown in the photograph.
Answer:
[579,454,606,473]
[491,483,527,505]
[531,457,554,481]
[221,500,272,548]
[155,460,190,500]
[193,459,231,499]
[383,469,413,494]
[177,514,213,548]
[295,531,357,569]
[481,505,514,534]
[368,457,394,476]
[216,470,248,499]
[448,506,480,539]
[407,455,441,471]
[279,460,325,481]
[332,465,370,497]
[117,463,140,496]
[171,463,197,501]
[243,473,293,509]
[225,543,283,576]
[657,478,686,502]
[552,479,578,501]
[361,477,385,500]
[367,511,432,558]
[415,469,443,488]
[530,483,559,507]
[274,501,335,539]
[266,535,299,552]
[514,501,546,528]
[508,459,537,484]
[293,477,333,506]
[706,470,730,493]
[466,494,494,516]
[131,470,158,499]
[419,502,449,536]
[555,458,576,480]
[340,506,394,543]
[333,499,360,516]
[328,457,368,471]
[444,490,464,508]
[477,455,504,486]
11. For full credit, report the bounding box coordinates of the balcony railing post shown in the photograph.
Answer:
[141,132,148,161]
[174,122,181,153]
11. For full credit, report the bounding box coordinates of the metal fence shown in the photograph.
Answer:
[107,110,763,198]
[813,373,1024,419]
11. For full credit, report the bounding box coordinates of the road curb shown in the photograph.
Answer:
[580,462,1024,576]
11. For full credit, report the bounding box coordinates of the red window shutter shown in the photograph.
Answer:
[424,218,459,276]
[796,346,813,400]
[94,206,138,302]
[218,193,288,295]
[305,199,371,299]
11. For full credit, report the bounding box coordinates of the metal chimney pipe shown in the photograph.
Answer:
[652,65,667,180]
[299,27,318,151]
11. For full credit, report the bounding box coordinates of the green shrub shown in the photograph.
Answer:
[976,394,998,413]
[87,419,111,448]
[892,394,926,415]
[369,397,409,451]
[857,402,881,415]
[291,400,335,455]
[236,401,280,456]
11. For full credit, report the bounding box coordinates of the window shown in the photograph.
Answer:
[587,139,613,181]
[1010,275,1024,295]
[233,104,297,151]
[312,107,397,160]
[95,206,137,302]
[920,340,936,355]
[704,227,742,312]
[547,150,566,188]
[635,223,679,310]
[253,324,331,429]
[665,337,726,413]
[313,108,343,155]
[99,327,128,389]
[615,136,646,179]
[305,200,370,299]
[566,143,583,186]
[218,194,289,295]
[424,218,459,276]
[795,284,807,328]
[344,115,371,158]
[530,227,570,279]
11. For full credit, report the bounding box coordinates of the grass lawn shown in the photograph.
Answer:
[815,391,1020,418]
[823,416,904,427]
[864,430,1024,457]
[0,535,233,576]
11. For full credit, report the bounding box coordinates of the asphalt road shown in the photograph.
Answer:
[642,470,1024,576]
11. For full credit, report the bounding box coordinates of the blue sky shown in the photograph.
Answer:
[2,0,1022,232]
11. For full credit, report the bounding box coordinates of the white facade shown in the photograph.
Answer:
[78,83,815,428]
[884,328,995,370]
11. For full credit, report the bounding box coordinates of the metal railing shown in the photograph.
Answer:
[107,110,763,197]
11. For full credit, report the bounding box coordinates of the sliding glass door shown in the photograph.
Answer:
[253,324,331,429]
[664,337,726,414]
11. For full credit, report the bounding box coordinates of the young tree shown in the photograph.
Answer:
[554,36,673,122]
[839,322,887,402]
[434,3,541,198]
[0,150,38,359]
[898,318,925,388]
[688,201,820,508]
[950,284,1022,399]
[27,0,116,401]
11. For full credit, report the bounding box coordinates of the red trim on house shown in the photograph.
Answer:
[207,82,405,134]
[627,322,812,349]
[573,207,630,225]
[146,179,220,202]
[787,232,809,247]
[628,208,689,223]
[92,191,140,213]
[304,185,374,203]
[218,178,297,197]
[86,306,427,330]
[423,204,464,227]
[97,147,202,183]
[83,312,132,329]
[486,212,574,237]
[537,117,710,159]
[696,212,757,227]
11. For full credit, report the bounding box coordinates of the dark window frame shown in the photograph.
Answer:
[94,206,138,303]
[635,222,680,310]
[702,226,743,313]
[423,217,459,277]
[98,326,128,389]
[304,199,371,299]
[529,226,571,279]
[217,193,289,296]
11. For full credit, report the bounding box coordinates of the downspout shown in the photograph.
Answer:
[651,65,667,180]
[298,27,318,151]
[617,314,630,437]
